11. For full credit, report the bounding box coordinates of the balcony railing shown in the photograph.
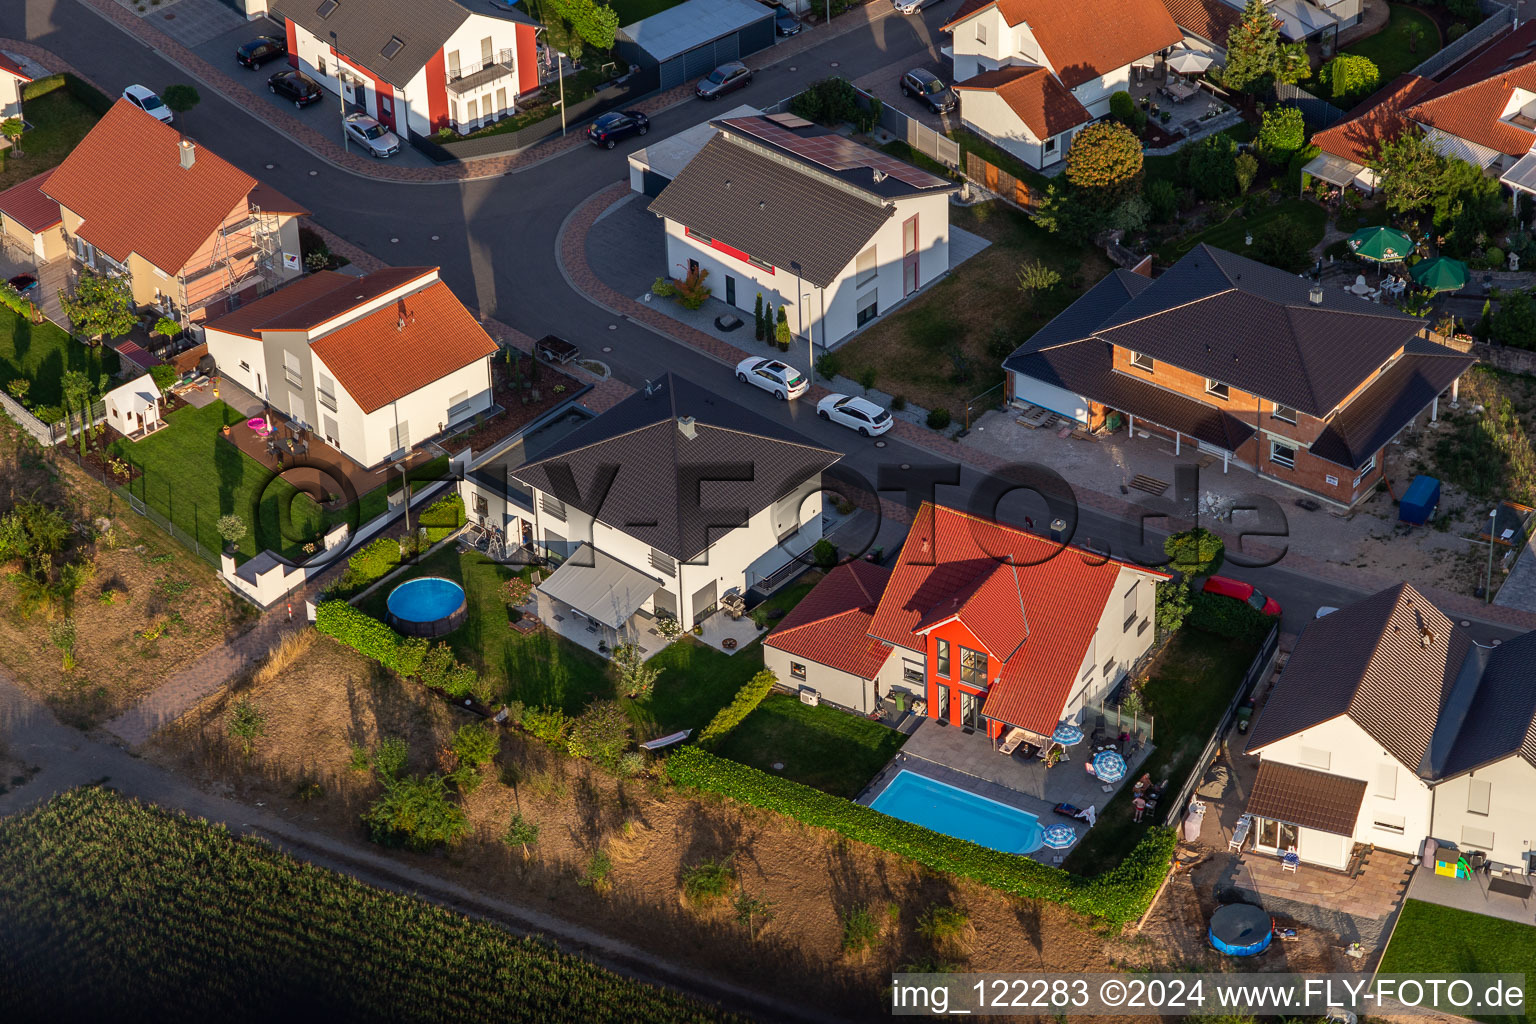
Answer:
[318,389,338,413]
[447,49,515,87]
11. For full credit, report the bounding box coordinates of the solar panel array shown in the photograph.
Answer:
[721,117,950,191]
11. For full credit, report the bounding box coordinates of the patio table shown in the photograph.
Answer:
[1164,80,1198,103]
[1488,876,1532,905]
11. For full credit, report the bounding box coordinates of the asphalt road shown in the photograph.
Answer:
[6,0,1523,643]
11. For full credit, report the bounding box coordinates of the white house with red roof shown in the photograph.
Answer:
[943,0,1184,168]
[0,52,32,122]
[202,266,498,467]
[767,503,1167,733]
[278,0,540,138]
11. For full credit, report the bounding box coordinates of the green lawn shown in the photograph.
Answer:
[607,0,679,23]
[0,306,118,422]
[1156,198,1327,265]
[636,638,768,738]
[1379,900,1534,1024]
[0,86,101,194]
[1343,4,1441,93]
[749,575,819,628]
[714,693,907,798]
[1065,628,1262,875]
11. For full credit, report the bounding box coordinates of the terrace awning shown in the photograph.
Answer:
[1302,151,1376,192]
[1500,150,1536,195]
[538,544,661,630]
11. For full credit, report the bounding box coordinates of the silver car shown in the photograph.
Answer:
[344,113,401,158]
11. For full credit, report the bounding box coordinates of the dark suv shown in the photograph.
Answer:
[268,69,323,108]
[901,68,956,114]
[587,110,650,149]
[236,36,287,69]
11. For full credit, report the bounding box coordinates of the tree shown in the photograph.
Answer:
[1,118,23,157]
[1063,121,1143,201]
[61,270,136,342]
[544,0,619,56]
[1224,0,1283,92]
[1275,41,1311,86]
[60,370,91,454]
[1155,579,1191,637]
[151,316,180,339]
[48,617,77,671]
[611,641,659,699]
[1145,178,1180,223]
[161,83,201,124]
[1032,182,1106,242]
[1186,133,1239,199]
[775,304,790,349]
[1015,259,1061,308]
[566,699,631,766]
[504,811,541,860]
[754,292,765,341]
[1108,90,1145,132]
[1318,53,1379,104]
[1234,152,1259,194]
[227,698,267,757]
[1257,107,1306,163]
[1163,526,1225,578]
[1492,291,1536,348]
[733,889,776,939]
[764,301,776,346]
[1251,216,1315,272]
[148,364,178,397]
[1110,194,1150,234]
[1375,132,1442,215]
[362,773,469,852]
[216,514,247,548]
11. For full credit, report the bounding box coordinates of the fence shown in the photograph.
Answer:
[1268,82,1345,130]
[1410,2,1513,80]
[48,399,107,444]
[0,389,55,447]
[1161,622,1281,827]
[965,150,1040,209]
[859,88,960,169]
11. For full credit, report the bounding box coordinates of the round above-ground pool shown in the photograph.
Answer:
[1209,902,1273,956]
[386,576,467,638]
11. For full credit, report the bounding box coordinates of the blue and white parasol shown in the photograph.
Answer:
[1093,751,1128,783]
[1041,824,1078,849]
[1052,723,1085,746]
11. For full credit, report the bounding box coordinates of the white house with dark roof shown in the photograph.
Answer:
[647,114,957,348]
[1246,583,1536,873]
[461,373,841,652]
[277,0,540,138]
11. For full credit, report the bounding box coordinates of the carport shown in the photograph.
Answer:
[616,0,776,92]
[627,103,761,196]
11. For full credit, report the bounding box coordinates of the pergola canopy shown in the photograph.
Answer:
[538,544,661,630]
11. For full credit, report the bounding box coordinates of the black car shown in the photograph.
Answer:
[236,35,287,69]
[268,69,323,108]
[587,110,650,149]
[772,4,801,35]
[901,68,956,114]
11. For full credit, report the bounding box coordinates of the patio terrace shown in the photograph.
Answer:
[1405,863,1536,927]
[1128,69,1231,139]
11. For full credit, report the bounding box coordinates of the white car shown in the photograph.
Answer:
[892,0,945,12]
[735,357,807,400]
[817,393,893,436]
[344,113,402,158]
[123,85,173,124]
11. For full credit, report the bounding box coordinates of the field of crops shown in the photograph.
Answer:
[0,787,743,1023]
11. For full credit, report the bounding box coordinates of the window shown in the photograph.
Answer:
[472,493,488,519]
[1374,813,1406,835]
[1205,378,1229,400]
[1103,657,1117,679]
[1130,350,1154,372]
[238,360,250,372]
[447,50,461,79]
[322,414,339,445]
[1272,402,1297,424]
[540,494,566,520]
[481,36,494,63]
[316,0,338,16]
[317,372,337,412]
[855,245,877,287]
[1137,617,1150,636]
[495,87,507,116]
[790,661,806,681]
[1376,763,1397,800]
[380,36,403,59]
[856,298,878,326]
[976,21,987,44]
[648,547,676,577]
[316,57,328,77]
[283,350,302,388]
[1353,455,1377,488]
[380,95,392,115]
[935,638,950,676]
[959,646,987,687]
[1462,825,1496,850]
[1468,778,1491,815]
[1122,581,1139,631]
[1269,440,1297,469]
[387,421,410,453]
[902,662,924,685]
[1043,135,1057,154]
[447,390,472,422]
[903,215,918,255]
[1298,746,1331,770]
[466,98,479,123]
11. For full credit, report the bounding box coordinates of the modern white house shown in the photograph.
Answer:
[461,374,841,651]
[943,0,1183,168]
[202,266,498,468]
[277,0,541,138]
[648,113,956,348]
[1246,583,1536,873]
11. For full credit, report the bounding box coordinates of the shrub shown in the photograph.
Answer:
[1287,142,1321,194]
[1257,106,1305,163]
[841,904,881,954]
[1187,133,1238,199]
[362,773,469,852]
[579,849,614,892]
[775,305,790,348]
[215,514,247,547]
[1155,578,1192,636]
[417,642,480,700]
[373,736,409,780]
[1016,259,1061,303]
[504,811,541,859]
[674,267,711,310]
[418,493,465,541]
[1163,526,1224,578]
[1145,178,1180,224]
[452,721,499,769]
[347,537,401,584]
[926,407,952,430]
[1250,216,1316,273]
[664,746,1178,923]
[1108,89,1144,131]
[1063,121,1143,201]
[618,751,647,777]
[1318,53,1379,104]
[789,76,860,127]
[227,698,266,757]
[815,353,842,380]
[811,538,837,569]
[521,706,570,744]
[566,700,632,766]
[915,904,970,951]
[1188,589,1274,642]
[698,668,777,749]
[1234,152,1259,195]
[650,277,677,298]
[611,641,659,699]
[681,856,736,905]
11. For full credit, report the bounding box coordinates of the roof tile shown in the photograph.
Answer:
[766,561,894,679]
[944,0,1182,88]
[1247,761,1367,836]
[0,170,62,234]
[952,65,1092,138]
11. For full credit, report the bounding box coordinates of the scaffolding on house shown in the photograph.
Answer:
[171,202,282,323]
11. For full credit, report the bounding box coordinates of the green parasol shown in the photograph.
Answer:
[1408,255,1469,293]
[1347,226,1414,264]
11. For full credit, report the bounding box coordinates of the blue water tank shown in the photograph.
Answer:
[1399,475,1441,525]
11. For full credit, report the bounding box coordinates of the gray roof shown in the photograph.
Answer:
[284,0,533,89]
[617,0,773,62]
[511,374,841,561]
[629,104,761,182]
[1095,245,1428,418]
[1247,582,1536,778]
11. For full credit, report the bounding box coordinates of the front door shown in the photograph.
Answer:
[934,683,950,722]
[960,690,980,730]
[725,275,736,306]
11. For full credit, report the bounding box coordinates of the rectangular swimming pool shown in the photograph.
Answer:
[869,769,1044,855]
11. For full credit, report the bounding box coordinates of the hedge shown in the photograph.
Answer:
[315,599,407,668]
[697,669,776,749]
[419,493,465,543]
[22,72,112,115]
[1188,589,1273,642]
[664,746,1178,924]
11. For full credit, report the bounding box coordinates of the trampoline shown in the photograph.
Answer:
[1209,902,1273,956]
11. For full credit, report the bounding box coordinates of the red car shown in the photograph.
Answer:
[1202,575,1282,617]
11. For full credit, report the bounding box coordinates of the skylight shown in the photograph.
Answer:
[317,0,338,18]
[381,36,403,59]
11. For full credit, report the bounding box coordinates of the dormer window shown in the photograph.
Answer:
[1205,378,1229,400]
[1502,89,1536,131]
[381,36,404,60]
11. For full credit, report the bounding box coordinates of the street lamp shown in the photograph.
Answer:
[330,31,348,152]
[1487,507,1498,604]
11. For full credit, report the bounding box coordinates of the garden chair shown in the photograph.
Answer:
[1228,815,1251,852]
[1282,847,1300,872]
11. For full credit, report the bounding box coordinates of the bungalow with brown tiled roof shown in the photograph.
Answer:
[202,266,499,467]
[37,99,308,325]
[1305,73,1441,194]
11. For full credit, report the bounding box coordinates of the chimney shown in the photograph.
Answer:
[178,139,196,170]
[676,415,697,440]
[1421,625,1435,647]
[1309,284,1324,305]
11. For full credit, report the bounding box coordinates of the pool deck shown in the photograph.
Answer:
[858,718,1153,863]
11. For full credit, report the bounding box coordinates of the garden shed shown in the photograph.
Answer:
[616,0,775,91]
[104,374,164,441]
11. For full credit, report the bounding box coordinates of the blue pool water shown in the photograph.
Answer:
[386,576,466,623]
[869,770,1044,855]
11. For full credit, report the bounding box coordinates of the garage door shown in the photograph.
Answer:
[641,170,671,197]
[683,41,720,81]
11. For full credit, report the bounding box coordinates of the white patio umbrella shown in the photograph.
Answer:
[1165,48,1214,75]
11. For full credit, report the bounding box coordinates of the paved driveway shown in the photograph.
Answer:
[854,54,958,132]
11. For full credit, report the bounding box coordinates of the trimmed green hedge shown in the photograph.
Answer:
[316,599,407,668]
[1188,589,1274,643]
[419,493,465,543]
[665,746,1177,923]
[697,668,776,749]
[22,72,111,114]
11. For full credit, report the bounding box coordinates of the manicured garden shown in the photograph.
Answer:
[1342,4,1440,91]
[0,305,119,422]
[1065,626,1265,876]
[714,693,906,798]
[1378,900,1533,1024]
[1155,198,1327,266]
[0,787,743,1022]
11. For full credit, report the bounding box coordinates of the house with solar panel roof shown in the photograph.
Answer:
[648,113,958,348]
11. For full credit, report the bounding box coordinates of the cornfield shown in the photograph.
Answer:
[0,787,744,1023]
